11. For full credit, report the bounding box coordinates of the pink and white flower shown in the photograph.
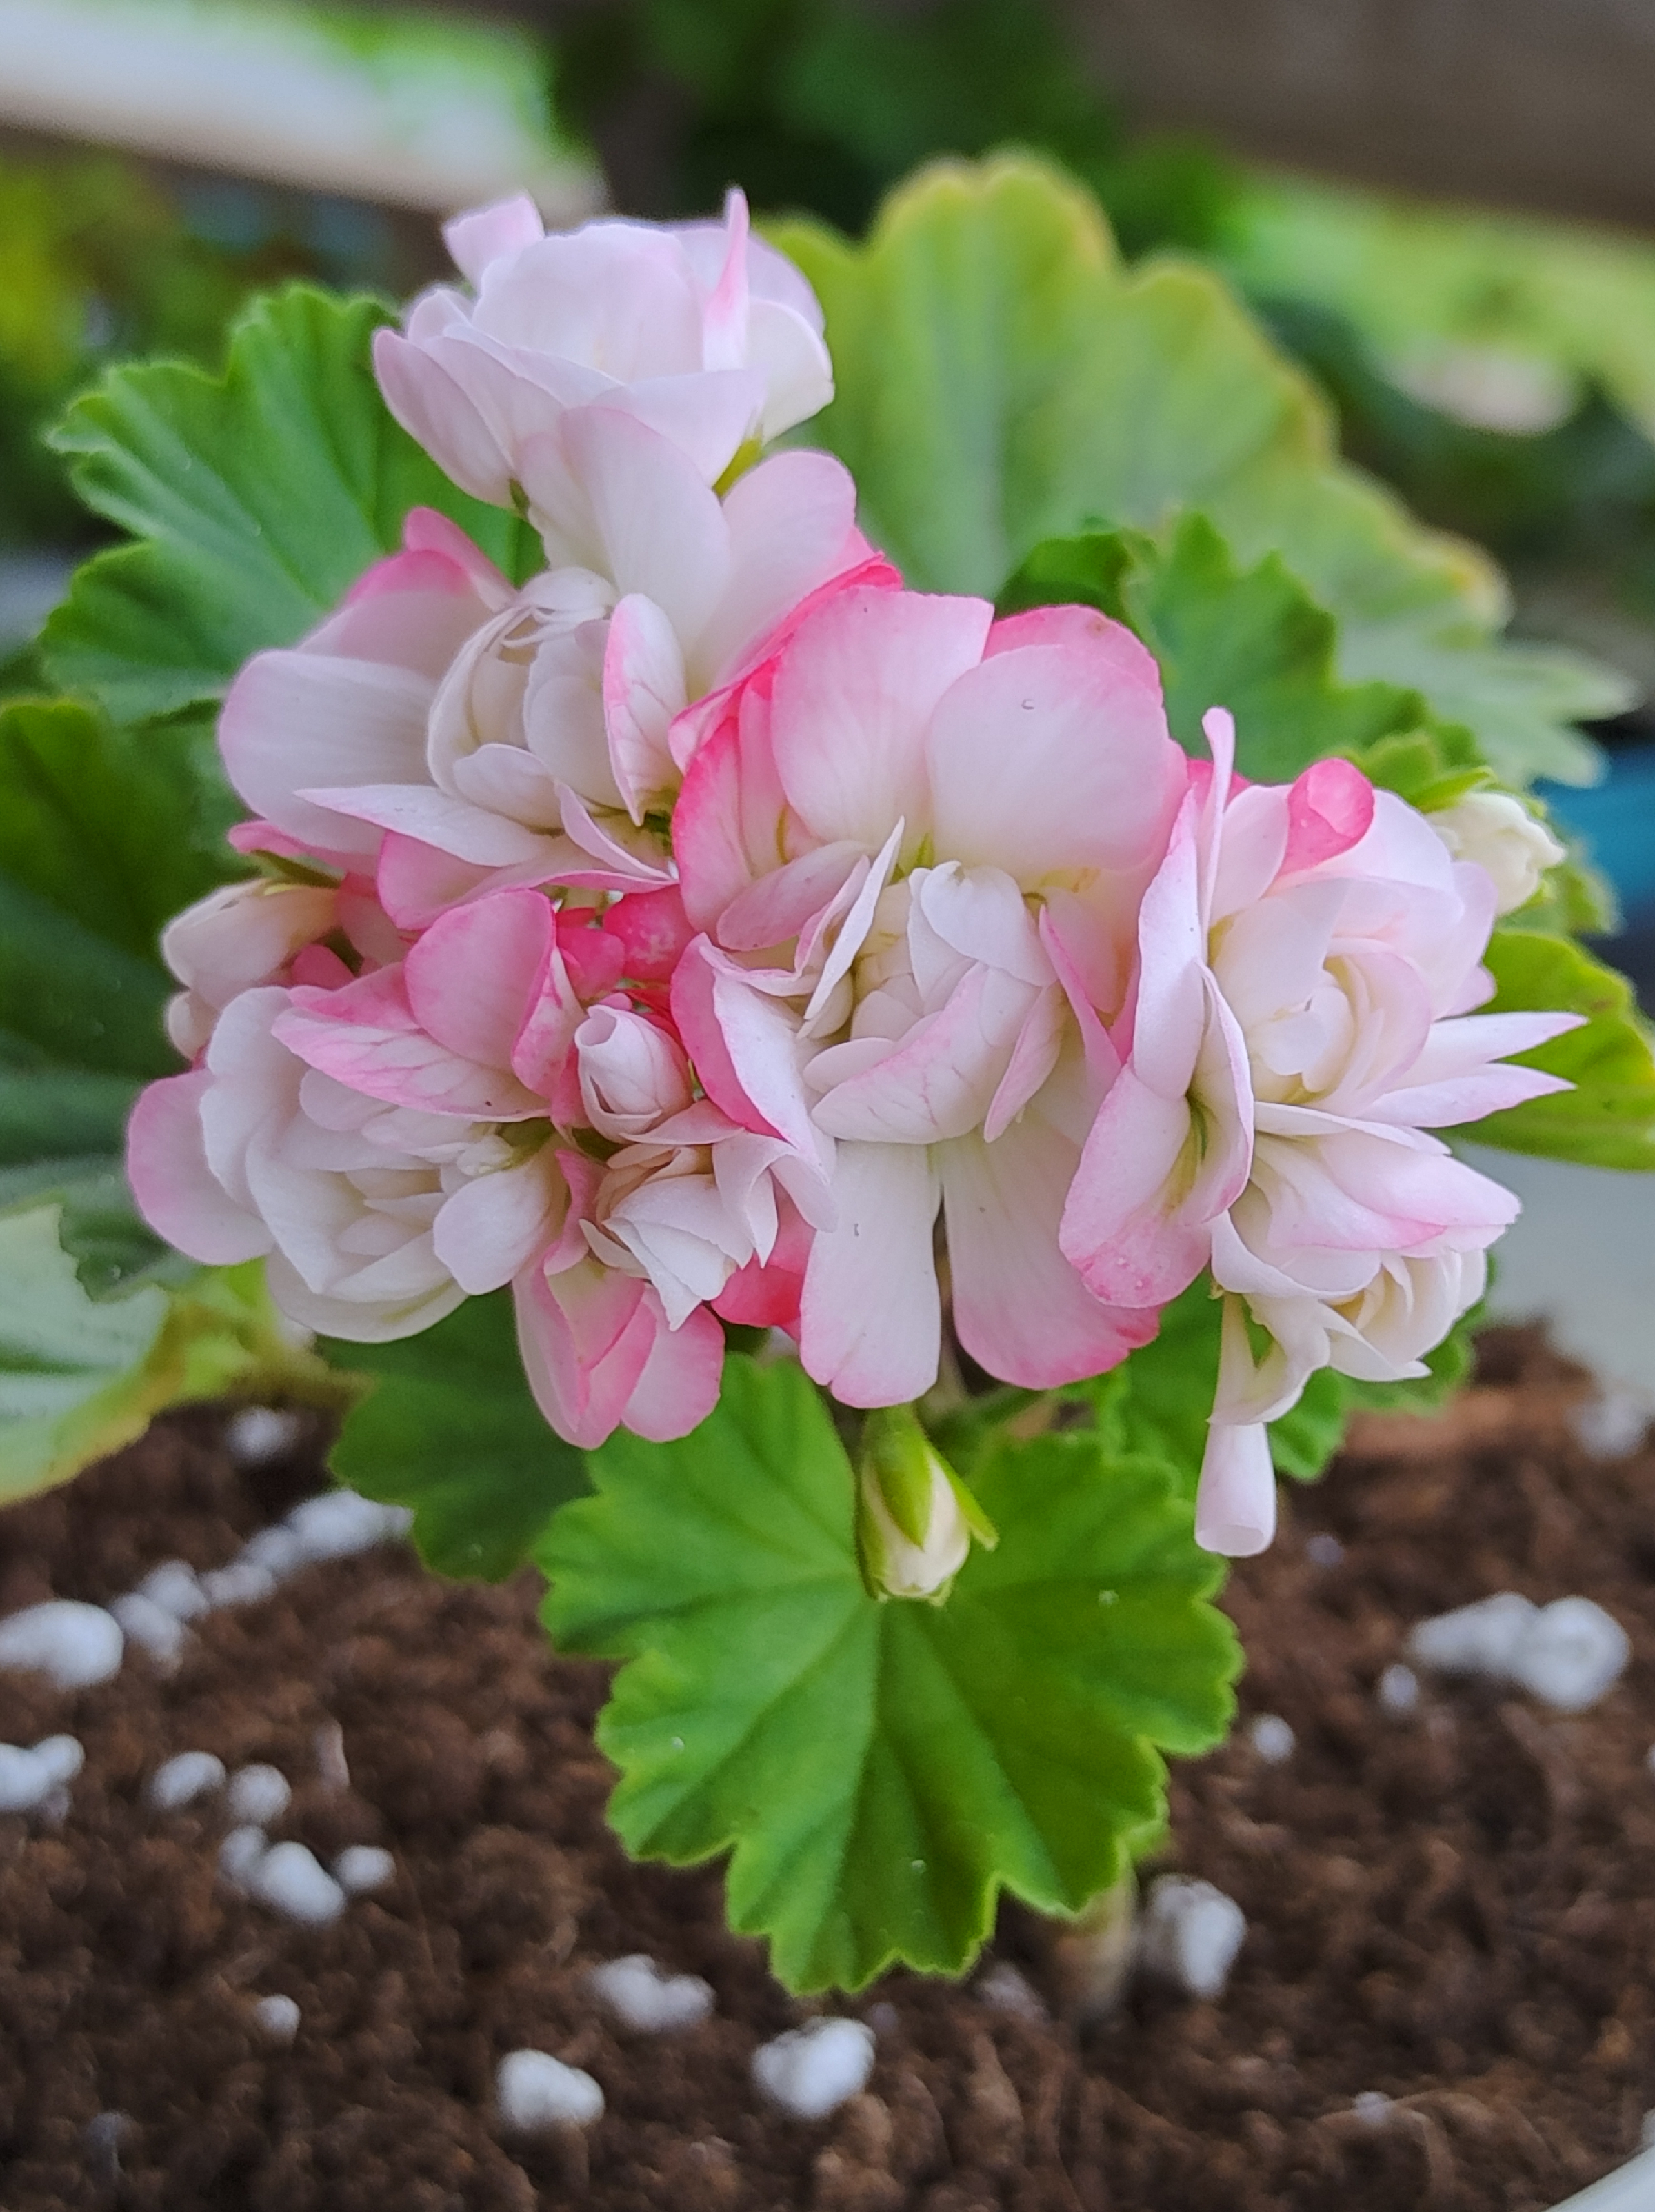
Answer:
[373,188,832,512]
[670,589,1189,1406]
[1061,710,1583,1556]
[224,437,883,917]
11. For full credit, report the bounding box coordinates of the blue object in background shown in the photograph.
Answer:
[1538,742,1655,1009]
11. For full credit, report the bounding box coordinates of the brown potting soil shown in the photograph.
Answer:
[1,1329,1653,2212]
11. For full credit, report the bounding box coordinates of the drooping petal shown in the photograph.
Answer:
[1194,1419,1278,1557]
[799,1140,941,1407]
[621,1299,725,1440]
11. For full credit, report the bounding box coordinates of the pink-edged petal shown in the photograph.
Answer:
[274,969,542,1120]
[550,783,675,888]
[221,653,432,857]
[377,833,500,930]
[693,449,862,682]
[603,592,689,821]
[672,695,790,930]
[126,1073,270,1265]
[983,984,1067,1142]
[433,1148,566,1293]
[612,369,765,484]
[927,627,1180,886]
[514,1257,655,1449]
[799,1141,941,1406]
[404,887,555,1069]
[1059,1067,1212,1308]
[769,587,992,850]
[554,406,731,639]
[443,192,544,286]
[263,1253,466,1344]
[670,937,819,1153]
[620,1299,725,1441]
[808,961,1034,1145]
[1195,1418,1277,1557]
[310,783,558,867]
[1281,756,1375,875]
[943,1122,1159,1389]
[371,326,514,506]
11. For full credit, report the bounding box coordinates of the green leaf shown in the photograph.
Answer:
[322,1290,589,1581]
[772,157,1627,786]
[541,1355,1236,1993]
[1465,930,1655,1168]
[1001,515,1419,779]
[0,1218,337,1504]
[0,1204,170,1500]
[0,694,245,1292]
[43,284,535,725]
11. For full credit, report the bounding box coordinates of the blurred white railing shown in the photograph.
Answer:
[0,0,601,217]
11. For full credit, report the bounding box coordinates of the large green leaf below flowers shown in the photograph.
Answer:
[541,1354,1237,1993]
[772,157,1629,787]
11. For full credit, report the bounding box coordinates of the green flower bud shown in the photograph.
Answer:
[856,1405,996,1604]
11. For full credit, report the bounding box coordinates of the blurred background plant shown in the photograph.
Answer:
[12,0,1655,977]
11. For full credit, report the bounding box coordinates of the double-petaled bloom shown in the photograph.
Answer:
[670,590,1188,1404]
[1059,710,1581,1554]
[125,188,1581,1531]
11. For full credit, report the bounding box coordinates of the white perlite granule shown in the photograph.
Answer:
[1407,1592,1629,1713]
[254,1994,301,2044]
[146,1751,226,1811]
[135,1561,208,1620]
[1248,1714,1296,1764]
[751,2018,876,2119]
[1377,1664,1420,1716]
[1138,1875,1247,2001]
[218,1825,269,1889]
[0,1735,83,1814]
[248,1842,346,1926]
[286,1492,412,1564]
[0,1600,123,1688]
[225,1406,303,1466]
[110,1592,188,1672]
[333,1845,395,1896]
[588,1953,715,2033]
[226,1764,291,1826]
[496,2049,605,2131]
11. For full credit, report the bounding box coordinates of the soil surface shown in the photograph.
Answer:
[1,1331,1653,2212]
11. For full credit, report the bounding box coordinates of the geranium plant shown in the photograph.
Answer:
[6,158,1655,1992]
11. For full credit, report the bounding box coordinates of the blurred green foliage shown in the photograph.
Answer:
[548,0,1234,252]
[0,148,405,551]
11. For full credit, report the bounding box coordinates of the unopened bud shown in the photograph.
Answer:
[856,1406,995,1604]
[1428,790,1564,915]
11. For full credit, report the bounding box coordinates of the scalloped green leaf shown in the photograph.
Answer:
[772,157,1627,786]
[323,1290,589,1582]
[1001,515,1420,780]
[0,695,242,1295]
[1465,930,1655,1168]
[42,284,534,726]
[541,1355,1237,1993]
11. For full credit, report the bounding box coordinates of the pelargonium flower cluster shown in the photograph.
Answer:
[128,188,1580,1554]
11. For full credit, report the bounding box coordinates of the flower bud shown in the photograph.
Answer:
[1428,790,1564,915]
[856,1406,995,1604]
